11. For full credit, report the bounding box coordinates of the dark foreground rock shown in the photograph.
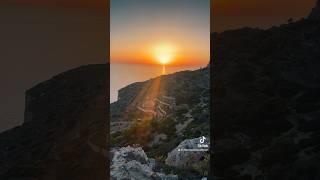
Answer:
[0,64,108,180]
[213,1,320,179]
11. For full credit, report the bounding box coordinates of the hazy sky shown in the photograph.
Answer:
[111,0,210,66]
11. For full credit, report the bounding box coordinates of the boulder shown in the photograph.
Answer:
[165,137,210,169]
[111,146,178,180]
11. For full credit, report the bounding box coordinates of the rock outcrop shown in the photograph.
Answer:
[165,137,209,169]
[0,64,108,180]
[111,146,178,180]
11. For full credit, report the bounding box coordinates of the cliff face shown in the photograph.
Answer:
[0,64,108,180]
[213,3,320,179]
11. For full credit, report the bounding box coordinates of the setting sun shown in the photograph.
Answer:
[111,0,210,67]
[152,43,177,65]
[158,54,171,65]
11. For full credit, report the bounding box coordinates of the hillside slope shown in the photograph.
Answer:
[0,64,108,180]
[110,67,210,179]
[213,1,320,179]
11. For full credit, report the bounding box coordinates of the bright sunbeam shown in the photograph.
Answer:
[162,65,166,75]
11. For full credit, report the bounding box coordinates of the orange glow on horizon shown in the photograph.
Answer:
[111,40,209,67]
[111,21,209,67]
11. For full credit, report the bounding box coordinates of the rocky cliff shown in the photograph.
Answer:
[213,1,320,179]
[0,64,108,180]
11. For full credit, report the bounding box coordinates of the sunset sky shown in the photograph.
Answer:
[111,0,210,67]
[0,0,316,130]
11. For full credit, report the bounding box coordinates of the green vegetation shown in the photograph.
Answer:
[111,69,210,178]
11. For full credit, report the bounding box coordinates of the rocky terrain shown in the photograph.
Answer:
[110,146,178,180]
[213,1,320,179]
[110,67,210,179]
[0,64,108,180]
[165,137,210,170]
